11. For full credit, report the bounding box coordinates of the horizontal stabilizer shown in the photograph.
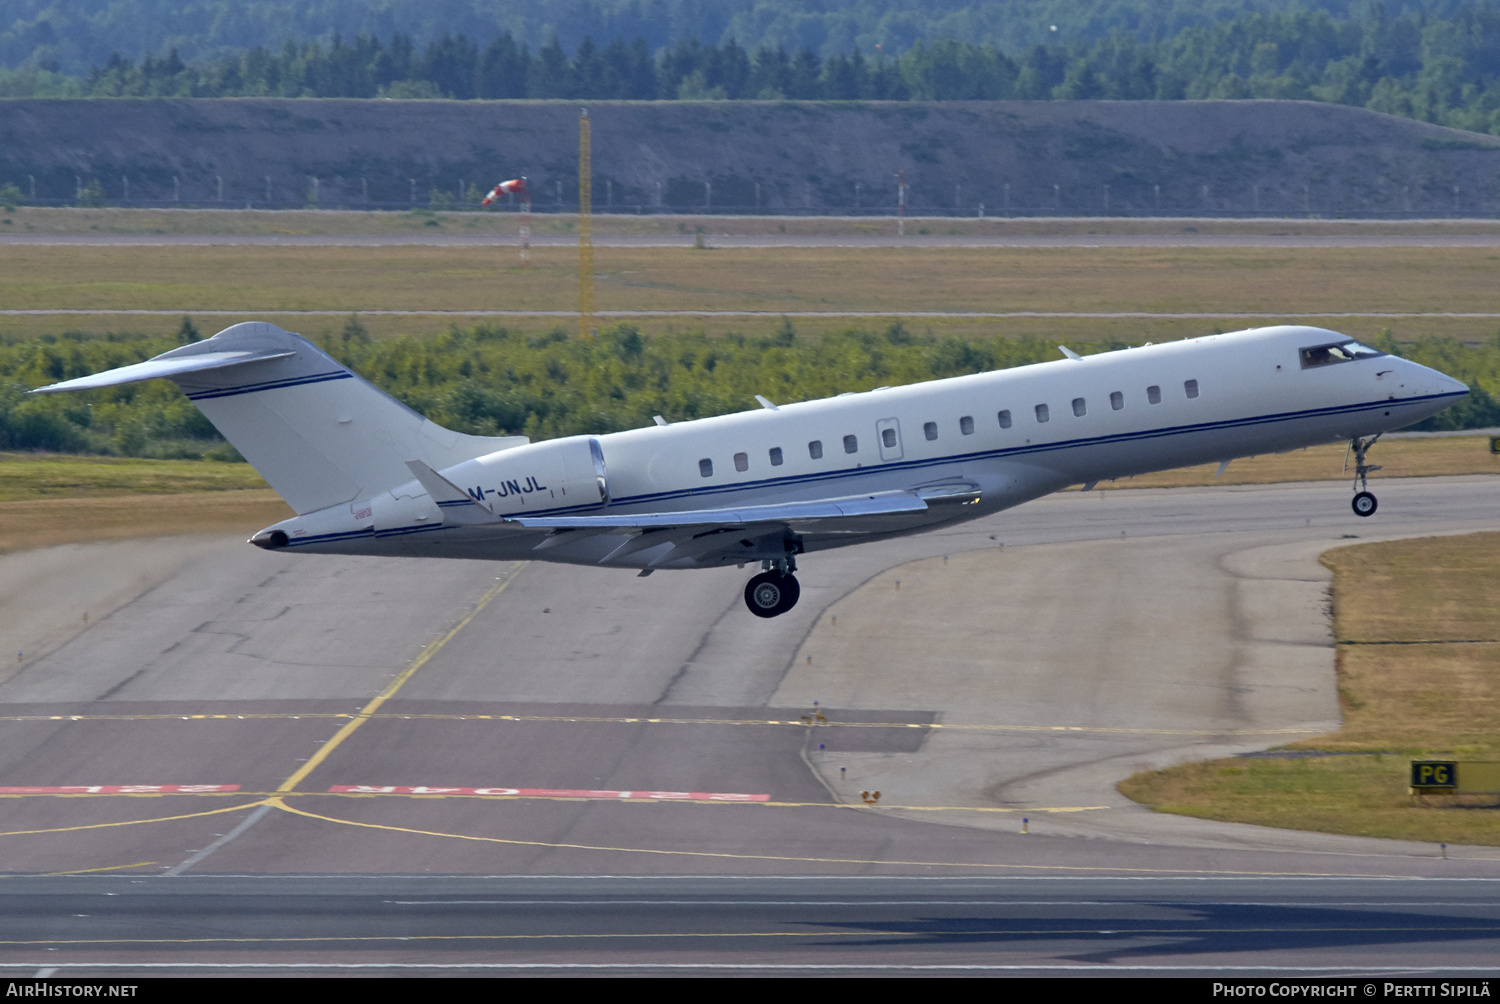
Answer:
[30,350,295,394]
[404,459,474,505]
[402,459,499,526]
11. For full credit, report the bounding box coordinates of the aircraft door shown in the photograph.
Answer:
[876,418,903,461]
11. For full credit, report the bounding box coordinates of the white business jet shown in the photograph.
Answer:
[33,322,1467,618]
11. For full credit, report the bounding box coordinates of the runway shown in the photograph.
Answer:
[1,475,1497,974]
[5,875,1500,976]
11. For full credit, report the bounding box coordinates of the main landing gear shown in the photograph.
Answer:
[1346,434,1383,518]
[744,557,801,618]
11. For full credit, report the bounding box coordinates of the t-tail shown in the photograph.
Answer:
[30,322,530,515]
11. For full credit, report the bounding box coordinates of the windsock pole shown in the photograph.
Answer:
[579,108,594,340]
[482,177,530,267]
[520,177,530,268]
[897,169,906,238]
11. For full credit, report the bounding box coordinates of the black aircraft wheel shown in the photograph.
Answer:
[1352,491,1378,517]
[745,572,800,618]
[776,573,801,612]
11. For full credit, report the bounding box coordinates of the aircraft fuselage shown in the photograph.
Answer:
[264,324,1466,569]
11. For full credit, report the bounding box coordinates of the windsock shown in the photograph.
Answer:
[482,178,527,205]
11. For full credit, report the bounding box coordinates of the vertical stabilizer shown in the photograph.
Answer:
[32,322,528,514]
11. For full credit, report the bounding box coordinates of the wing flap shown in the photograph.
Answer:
[505,490,932,533]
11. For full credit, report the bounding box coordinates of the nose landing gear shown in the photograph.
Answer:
[1346,434,1382,517]
[744,557,800,618]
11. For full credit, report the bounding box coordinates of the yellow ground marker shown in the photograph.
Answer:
[0,801,268,838]
[0,788,1107,814]
[45,861,157,875]
[274,562,525,793]
[264,797,1420,878]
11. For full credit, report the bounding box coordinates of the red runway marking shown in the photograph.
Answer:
[329,785,770,802]
[0,785,240,794]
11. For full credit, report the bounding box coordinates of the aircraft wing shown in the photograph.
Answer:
[507,483,980,565]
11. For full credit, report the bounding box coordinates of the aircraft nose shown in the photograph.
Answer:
[1429,364,1469,397]
[1403,358,1468,398]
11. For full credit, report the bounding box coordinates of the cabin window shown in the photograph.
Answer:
[1300,340,1383,368]
[808,440,823,460]
[769,447,783,466]
[882,428,897,448]
[699,458,713,478]
[1110,391,1124,410]
[1184,379,1199,399]
[959,416,974,435]
[924,421,938,441]
[1147,385,1162,405]
[997,410,1012,429]
[843,434,859,454]
[1035,404,1049,423]
[1072,397,1086,417]
[734,452,749,472]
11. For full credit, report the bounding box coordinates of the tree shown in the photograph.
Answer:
[529,37,573,98]
[423,34,478,99]
[478,33,530,98]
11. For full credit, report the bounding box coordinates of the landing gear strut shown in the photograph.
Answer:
[1346,434,1382,517]
[744,557,800,618]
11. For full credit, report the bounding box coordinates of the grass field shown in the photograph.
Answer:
[0,452,267,502]
[0,453,280,554]
[3,242,1500,344]
[4,244,1497,313]
[10,206,1500,238]
[1120,530,1500,846]
[0,491,292,554]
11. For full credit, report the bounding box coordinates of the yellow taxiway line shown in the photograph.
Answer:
[274,562,525,794]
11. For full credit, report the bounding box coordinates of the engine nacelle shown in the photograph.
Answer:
[437,436,608,516]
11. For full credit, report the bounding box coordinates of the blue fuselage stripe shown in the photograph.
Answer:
[280,389,1462,548]
[597,389,1464,511]
[187,371,353,401]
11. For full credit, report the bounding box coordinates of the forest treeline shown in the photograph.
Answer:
[4,5,1500,134]
[0,1,1439,77]
[0,319,1495,459]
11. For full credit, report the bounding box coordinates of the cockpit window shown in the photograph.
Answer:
[1299,340,1384,369]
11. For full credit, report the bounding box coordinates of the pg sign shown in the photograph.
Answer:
[1411,761,1457,789]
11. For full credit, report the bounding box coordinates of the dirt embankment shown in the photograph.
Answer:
[2,98,1498,216]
